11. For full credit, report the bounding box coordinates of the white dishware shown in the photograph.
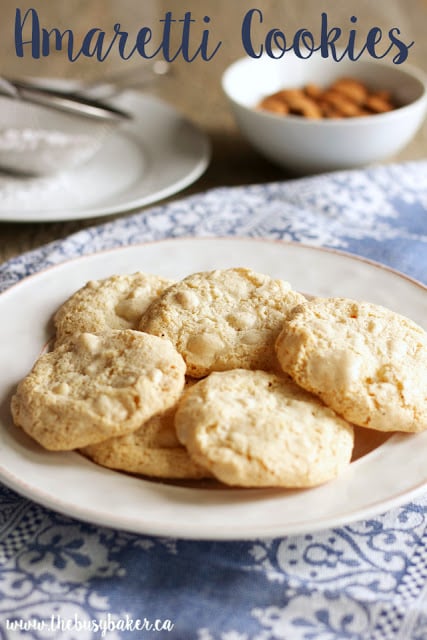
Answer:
[222,52,427,173]
[0,92,210,222]
[0,237,426,540]
[0,80,130,176]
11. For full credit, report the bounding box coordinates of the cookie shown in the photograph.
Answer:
[275,297,427,433]
[174,369,354,487]
[54,272,173,345]
[11,330,186,450]
[81,394,209,480]
[139,268,305,377]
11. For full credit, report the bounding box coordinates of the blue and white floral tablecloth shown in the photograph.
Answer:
[0,161,426,639]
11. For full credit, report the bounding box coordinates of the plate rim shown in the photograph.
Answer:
[2,236,426,298]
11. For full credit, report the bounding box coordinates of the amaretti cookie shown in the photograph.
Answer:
[11,330,186,450]
[139,267,305,377]
[81,382,209,480]
[54,272,173,345]
[174,369,354,487]
[275,297,427,433]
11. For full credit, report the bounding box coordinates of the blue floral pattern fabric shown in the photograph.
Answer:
[0,161,426,639]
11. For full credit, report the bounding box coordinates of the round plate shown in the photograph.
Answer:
[0,92,210,222]
[0,238,426,539]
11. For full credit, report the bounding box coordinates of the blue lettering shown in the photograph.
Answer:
[319,12,342,59]
[113,23,133,59]
[158,11,175,60]
[179,12,195,62]
[14,9,221,63]
[388,28,414,64]
[80,28,106,60]
[41,27,74,59]
[293,28,317,58]
[135,27,157,59]
[265,29,287,58]
[241,8,264,58]
[180,13,221,62]
[199,16,222,61]
[338,24,366,61]
[15,8,41,58]
[364,27,384,59]
[14,7,412,67]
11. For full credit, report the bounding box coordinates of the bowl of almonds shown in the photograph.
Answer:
[222,52,427,173]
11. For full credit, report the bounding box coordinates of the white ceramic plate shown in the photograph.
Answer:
[0,238,426,540]
[0,92,210,222]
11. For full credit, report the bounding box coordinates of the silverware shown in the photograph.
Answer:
[0,78,131,123]
[0,61,171,121]
[0,62,171,176]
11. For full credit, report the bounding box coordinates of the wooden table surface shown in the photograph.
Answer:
[1,0,426,264]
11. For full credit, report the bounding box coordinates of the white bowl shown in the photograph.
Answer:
[222,53,427,174]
